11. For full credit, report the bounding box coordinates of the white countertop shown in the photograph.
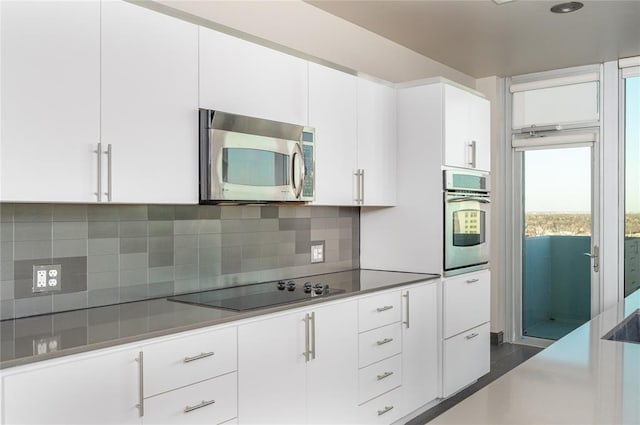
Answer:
[431,290,640,425]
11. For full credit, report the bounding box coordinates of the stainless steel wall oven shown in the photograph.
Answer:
[443,169,490,276]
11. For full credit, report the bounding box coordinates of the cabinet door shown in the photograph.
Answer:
[443,84,471,169]
[308,63,358,206]
[2,349,140,424]
[443,269,490,339]
[238,312,306,424]
[443,322,490,397]
[101,1,199,204]
[306,300,358,424]
[199,27,308,125]
[143,373,237,425]
[357,78,397,206]
[0,1,100,202]
[444,84,490,171]
[470,94,491,171]
[401,282,439,413]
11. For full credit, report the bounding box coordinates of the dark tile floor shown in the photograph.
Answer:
[406,343,544,425]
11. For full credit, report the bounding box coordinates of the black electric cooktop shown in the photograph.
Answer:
[167,279,345,311]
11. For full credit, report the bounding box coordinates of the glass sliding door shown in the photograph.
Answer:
[521,146,596,340]
[624,76,640,297]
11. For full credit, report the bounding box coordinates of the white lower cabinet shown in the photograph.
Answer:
[401,283,439,414]
[358,354,402,404]
[441,269,491,398]
[143,372,237,425]
[238,300,358,424]
[443,322,490,397]
[0,280,441,425]
[2,348,140,424]
[357,387,404,425]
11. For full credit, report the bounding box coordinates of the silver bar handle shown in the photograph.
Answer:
[466,278,480,284]
[135,351,144,417]
[377,406,394,416]
[96,142,102,202]
[291,142,304,199]
[184,399,215,413]
[376,337,394,346]
[466,333,479,340]
[105,144,112,202]
[353,169,363,203]
[310,311,316,360]
[184,352,215,363]
[376,305,393,312]
[360,168,365,205]
[403,292,410,329]
[303,314,310,362]
[447,196,491,204]
[376,371,394,381]
[469,141,477,168]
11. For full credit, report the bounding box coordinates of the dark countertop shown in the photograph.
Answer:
[0,269,438,369]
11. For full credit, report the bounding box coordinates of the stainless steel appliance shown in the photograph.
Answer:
[168,279,343,311]
[199,109,315,203]
[443,169,490,276]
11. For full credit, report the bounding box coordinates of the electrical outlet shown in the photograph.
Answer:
[32,335,61,356]
[311,241,325,263]
[32,265,62,293]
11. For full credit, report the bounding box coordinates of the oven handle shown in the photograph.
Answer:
[447,197,491,204]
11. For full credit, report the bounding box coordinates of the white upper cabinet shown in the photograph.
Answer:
[0,1,100,202]
[199,27,308,125]
[1,1,199,204]
[308,63,358,206]
[443,84,490,171]
[101,1,199,204]
[309,65,398,206]
[357,78,397,206]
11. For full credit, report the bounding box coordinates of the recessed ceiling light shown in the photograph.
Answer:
[492,0,515,4]
[550,1,584,13]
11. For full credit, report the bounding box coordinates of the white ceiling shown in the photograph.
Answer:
[305,0,640,78]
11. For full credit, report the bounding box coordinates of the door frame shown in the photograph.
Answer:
[505,64,605,346]
[512,142,601,347]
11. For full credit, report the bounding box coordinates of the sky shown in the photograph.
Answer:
[524,146,591,213]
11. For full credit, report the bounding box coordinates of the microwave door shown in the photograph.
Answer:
[210,130,297,201]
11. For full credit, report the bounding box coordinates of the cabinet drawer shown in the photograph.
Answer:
[144,372,237,425]
[359,323,401,368]
[358,291,401,332]
[443,269,490,338]
[144,326,237,397]
[443,322,490,397]
[358,354,402,404]
[357,386,404,425]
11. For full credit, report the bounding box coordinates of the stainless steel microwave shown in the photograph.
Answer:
[199,110,315,203]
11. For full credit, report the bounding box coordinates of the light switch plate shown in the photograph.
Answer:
[311,241,325,263]
[32,264,62,293]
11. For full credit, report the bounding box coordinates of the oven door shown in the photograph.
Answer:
[444,192,490,275]
[209,129,305,202]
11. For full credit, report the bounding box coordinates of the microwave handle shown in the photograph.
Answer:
[291,143,305,199]
[447,196,491,204]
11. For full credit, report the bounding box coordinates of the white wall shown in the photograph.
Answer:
[476,76,506,334]
[150,0,475,86]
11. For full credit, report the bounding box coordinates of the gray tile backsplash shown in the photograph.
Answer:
[0,204,359,319]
